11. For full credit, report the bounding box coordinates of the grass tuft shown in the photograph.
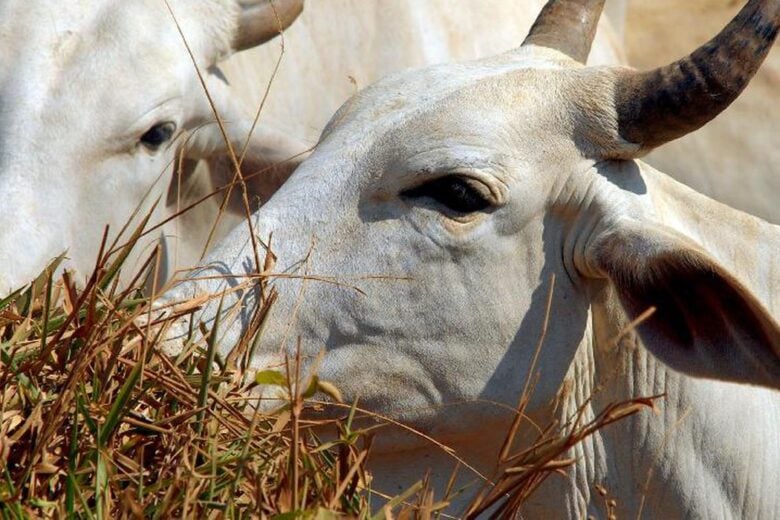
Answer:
[0,230,377,519]
[0,225,655,518]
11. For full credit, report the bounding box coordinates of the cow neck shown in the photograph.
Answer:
[552,160,780,518]
[364,160,780,517]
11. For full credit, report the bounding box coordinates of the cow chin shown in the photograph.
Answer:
[317,346,441,421]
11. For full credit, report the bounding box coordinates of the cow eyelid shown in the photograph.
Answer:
[400,175,493,214]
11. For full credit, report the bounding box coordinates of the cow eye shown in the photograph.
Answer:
[140,122,176,150]
[401,175,492,214]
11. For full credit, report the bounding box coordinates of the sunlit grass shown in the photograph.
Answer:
[0,215,656,518]
[0,222,377,518]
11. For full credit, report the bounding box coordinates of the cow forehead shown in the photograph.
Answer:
[0,0,235,46]
[316,49,577,182]
[321,50,569,146]
[0,0,235,91]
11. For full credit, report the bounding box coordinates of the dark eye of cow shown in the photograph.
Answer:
[401,175,492,214]
[140,122,176,150]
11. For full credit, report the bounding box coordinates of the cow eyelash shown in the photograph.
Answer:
[139,122,177,151]
[401,175,492,214]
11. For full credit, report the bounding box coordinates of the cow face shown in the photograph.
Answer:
[163,49,623,439]
[0,0,302,294]
[164,0,780,449]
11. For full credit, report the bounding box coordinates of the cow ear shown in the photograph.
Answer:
[183,120,308,206]
[586,219,780,389]
[183,73,309,206]
[233,0,303,52]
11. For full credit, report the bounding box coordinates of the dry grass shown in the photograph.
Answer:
[0,216,657,518]
[0,221,376,519]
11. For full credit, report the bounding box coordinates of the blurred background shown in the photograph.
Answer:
[626,0,780,223]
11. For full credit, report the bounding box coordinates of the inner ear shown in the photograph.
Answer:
[204,152,300,214]
[180,118,309,213]
[588,220,780,389]
[610,247,772,355]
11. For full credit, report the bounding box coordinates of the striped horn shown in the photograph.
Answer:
[614,0,780,153]
[522,0,607,63]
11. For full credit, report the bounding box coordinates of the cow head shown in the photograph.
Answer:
[164,0,780,446]
[0,0,303,295]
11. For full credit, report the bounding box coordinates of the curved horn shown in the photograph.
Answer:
[522,0,606,63]
[615,0,780,153]
[233,0,304,52]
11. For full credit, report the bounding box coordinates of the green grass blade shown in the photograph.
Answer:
[196,293,224,435]
[66,411,78,515]
[98,353,144,446]
[98,200,158,292]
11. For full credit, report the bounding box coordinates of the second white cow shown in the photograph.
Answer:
[0,0,304,295]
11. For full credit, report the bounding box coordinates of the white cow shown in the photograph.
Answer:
[0,0,304,295]
[163,0,780,517]
[0,0,627,297]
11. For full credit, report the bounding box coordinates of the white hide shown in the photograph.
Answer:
[0,0,297,295]
[162,29,780,520]
[0,0,625,296]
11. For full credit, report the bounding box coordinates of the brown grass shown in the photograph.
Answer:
[0,215,658,519]
[0,224,379,518]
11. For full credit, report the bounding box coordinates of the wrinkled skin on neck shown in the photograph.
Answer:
[163,45,780,517]
[525,160,780,518]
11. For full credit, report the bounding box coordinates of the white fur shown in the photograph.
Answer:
[163,32,780,520]
[0,0,626,296]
